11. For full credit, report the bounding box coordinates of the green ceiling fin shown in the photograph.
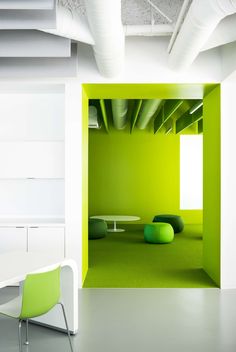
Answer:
[130,99,142,134]
[99,99,109,133]
[154,99,183,134]
[176,106,203,134]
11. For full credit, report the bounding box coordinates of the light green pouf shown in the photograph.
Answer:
[144,223,174,244]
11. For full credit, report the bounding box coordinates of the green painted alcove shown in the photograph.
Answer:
[82,83,220,287]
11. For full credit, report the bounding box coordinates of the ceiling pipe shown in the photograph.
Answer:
[124,24,173,37]
[167,0,191,54]
[168,0,236,70]
[112,100,128,130]
[40,4,95,45]
[136,100,162,130]
[84,0,125,78]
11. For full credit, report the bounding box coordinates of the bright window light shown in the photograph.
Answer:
[180,135,203,209]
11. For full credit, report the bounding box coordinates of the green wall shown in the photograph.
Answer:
[89,125,202,225]
[82,89,89,284]
[203,86,221,286]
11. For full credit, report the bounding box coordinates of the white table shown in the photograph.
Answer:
[0,252,78,334]
[90,215,140,232]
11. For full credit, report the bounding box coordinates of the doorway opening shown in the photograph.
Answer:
[82,84,220,288]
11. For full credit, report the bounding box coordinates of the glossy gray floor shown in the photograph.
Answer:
[1,287,236,352]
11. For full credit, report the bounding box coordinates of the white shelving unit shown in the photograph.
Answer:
[0,89,65,261]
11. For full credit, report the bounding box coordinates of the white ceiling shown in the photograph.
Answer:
[60,0,185,25]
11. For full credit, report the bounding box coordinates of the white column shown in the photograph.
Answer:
[221,73,236,288]
[65,80,83,287]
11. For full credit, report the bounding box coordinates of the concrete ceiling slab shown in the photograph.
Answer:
[60,0,184,25]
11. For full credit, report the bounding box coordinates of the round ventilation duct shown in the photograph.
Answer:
[169,0,236,70]
[112,100,128,130]
[137,100,162,130]
[84,0,125,78]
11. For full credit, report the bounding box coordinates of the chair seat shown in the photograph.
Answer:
[0,296,22,318]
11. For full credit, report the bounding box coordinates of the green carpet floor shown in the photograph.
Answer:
[83,224,217,288]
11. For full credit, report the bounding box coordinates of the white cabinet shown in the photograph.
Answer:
[28,227,65,261]
[0,227,27,254]
[0,179,64,218]
[0,93,64,141]
[0,142,64,179]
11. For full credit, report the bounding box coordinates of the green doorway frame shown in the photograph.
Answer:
[82,83,221,287]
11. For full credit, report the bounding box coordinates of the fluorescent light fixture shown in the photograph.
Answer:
[89,105,101,129]
[189,100,203,114]
[165,126,172,134]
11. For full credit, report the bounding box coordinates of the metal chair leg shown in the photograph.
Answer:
[25,319,29,345]
[58,303,74,352]
[18,320,22,352]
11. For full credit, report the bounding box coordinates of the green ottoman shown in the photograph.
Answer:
[144,223,174,244]
[89,218,107,239]
[153,214,184,233]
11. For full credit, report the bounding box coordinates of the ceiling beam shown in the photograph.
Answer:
[154,99,183,134]
[198,119,203,134]
[99,99,109,133]
[0,0,54,9]
[130,100,142,134]
[176,106,203,134]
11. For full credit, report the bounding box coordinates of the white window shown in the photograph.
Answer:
[180,135,203,209]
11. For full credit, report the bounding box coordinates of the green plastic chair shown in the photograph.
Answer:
[0,267,73,352]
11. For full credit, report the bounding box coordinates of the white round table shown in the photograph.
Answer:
[90,215,140,232]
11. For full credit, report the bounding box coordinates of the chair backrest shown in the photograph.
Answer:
[20,266,61,319]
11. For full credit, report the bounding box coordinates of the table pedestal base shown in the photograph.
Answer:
[108,221,125,233]
[108,228,125,233]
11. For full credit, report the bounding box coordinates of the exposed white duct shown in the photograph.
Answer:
[124,24,173,37]
[40,5,95,45]
[201,14,236,51]
[168,0,236,70]
[137,100,162,130]
[84,0,125,78]
[111,99,128,130]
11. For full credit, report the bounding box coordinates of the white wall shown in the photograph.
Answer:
[221,42,236,80]
[221,73,236,289]
[65,81,83,284]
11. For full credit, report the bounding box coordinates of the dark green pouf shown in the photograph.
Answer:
[144,223,174,244]
[153,214,184,233]
[89,218,107,239]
